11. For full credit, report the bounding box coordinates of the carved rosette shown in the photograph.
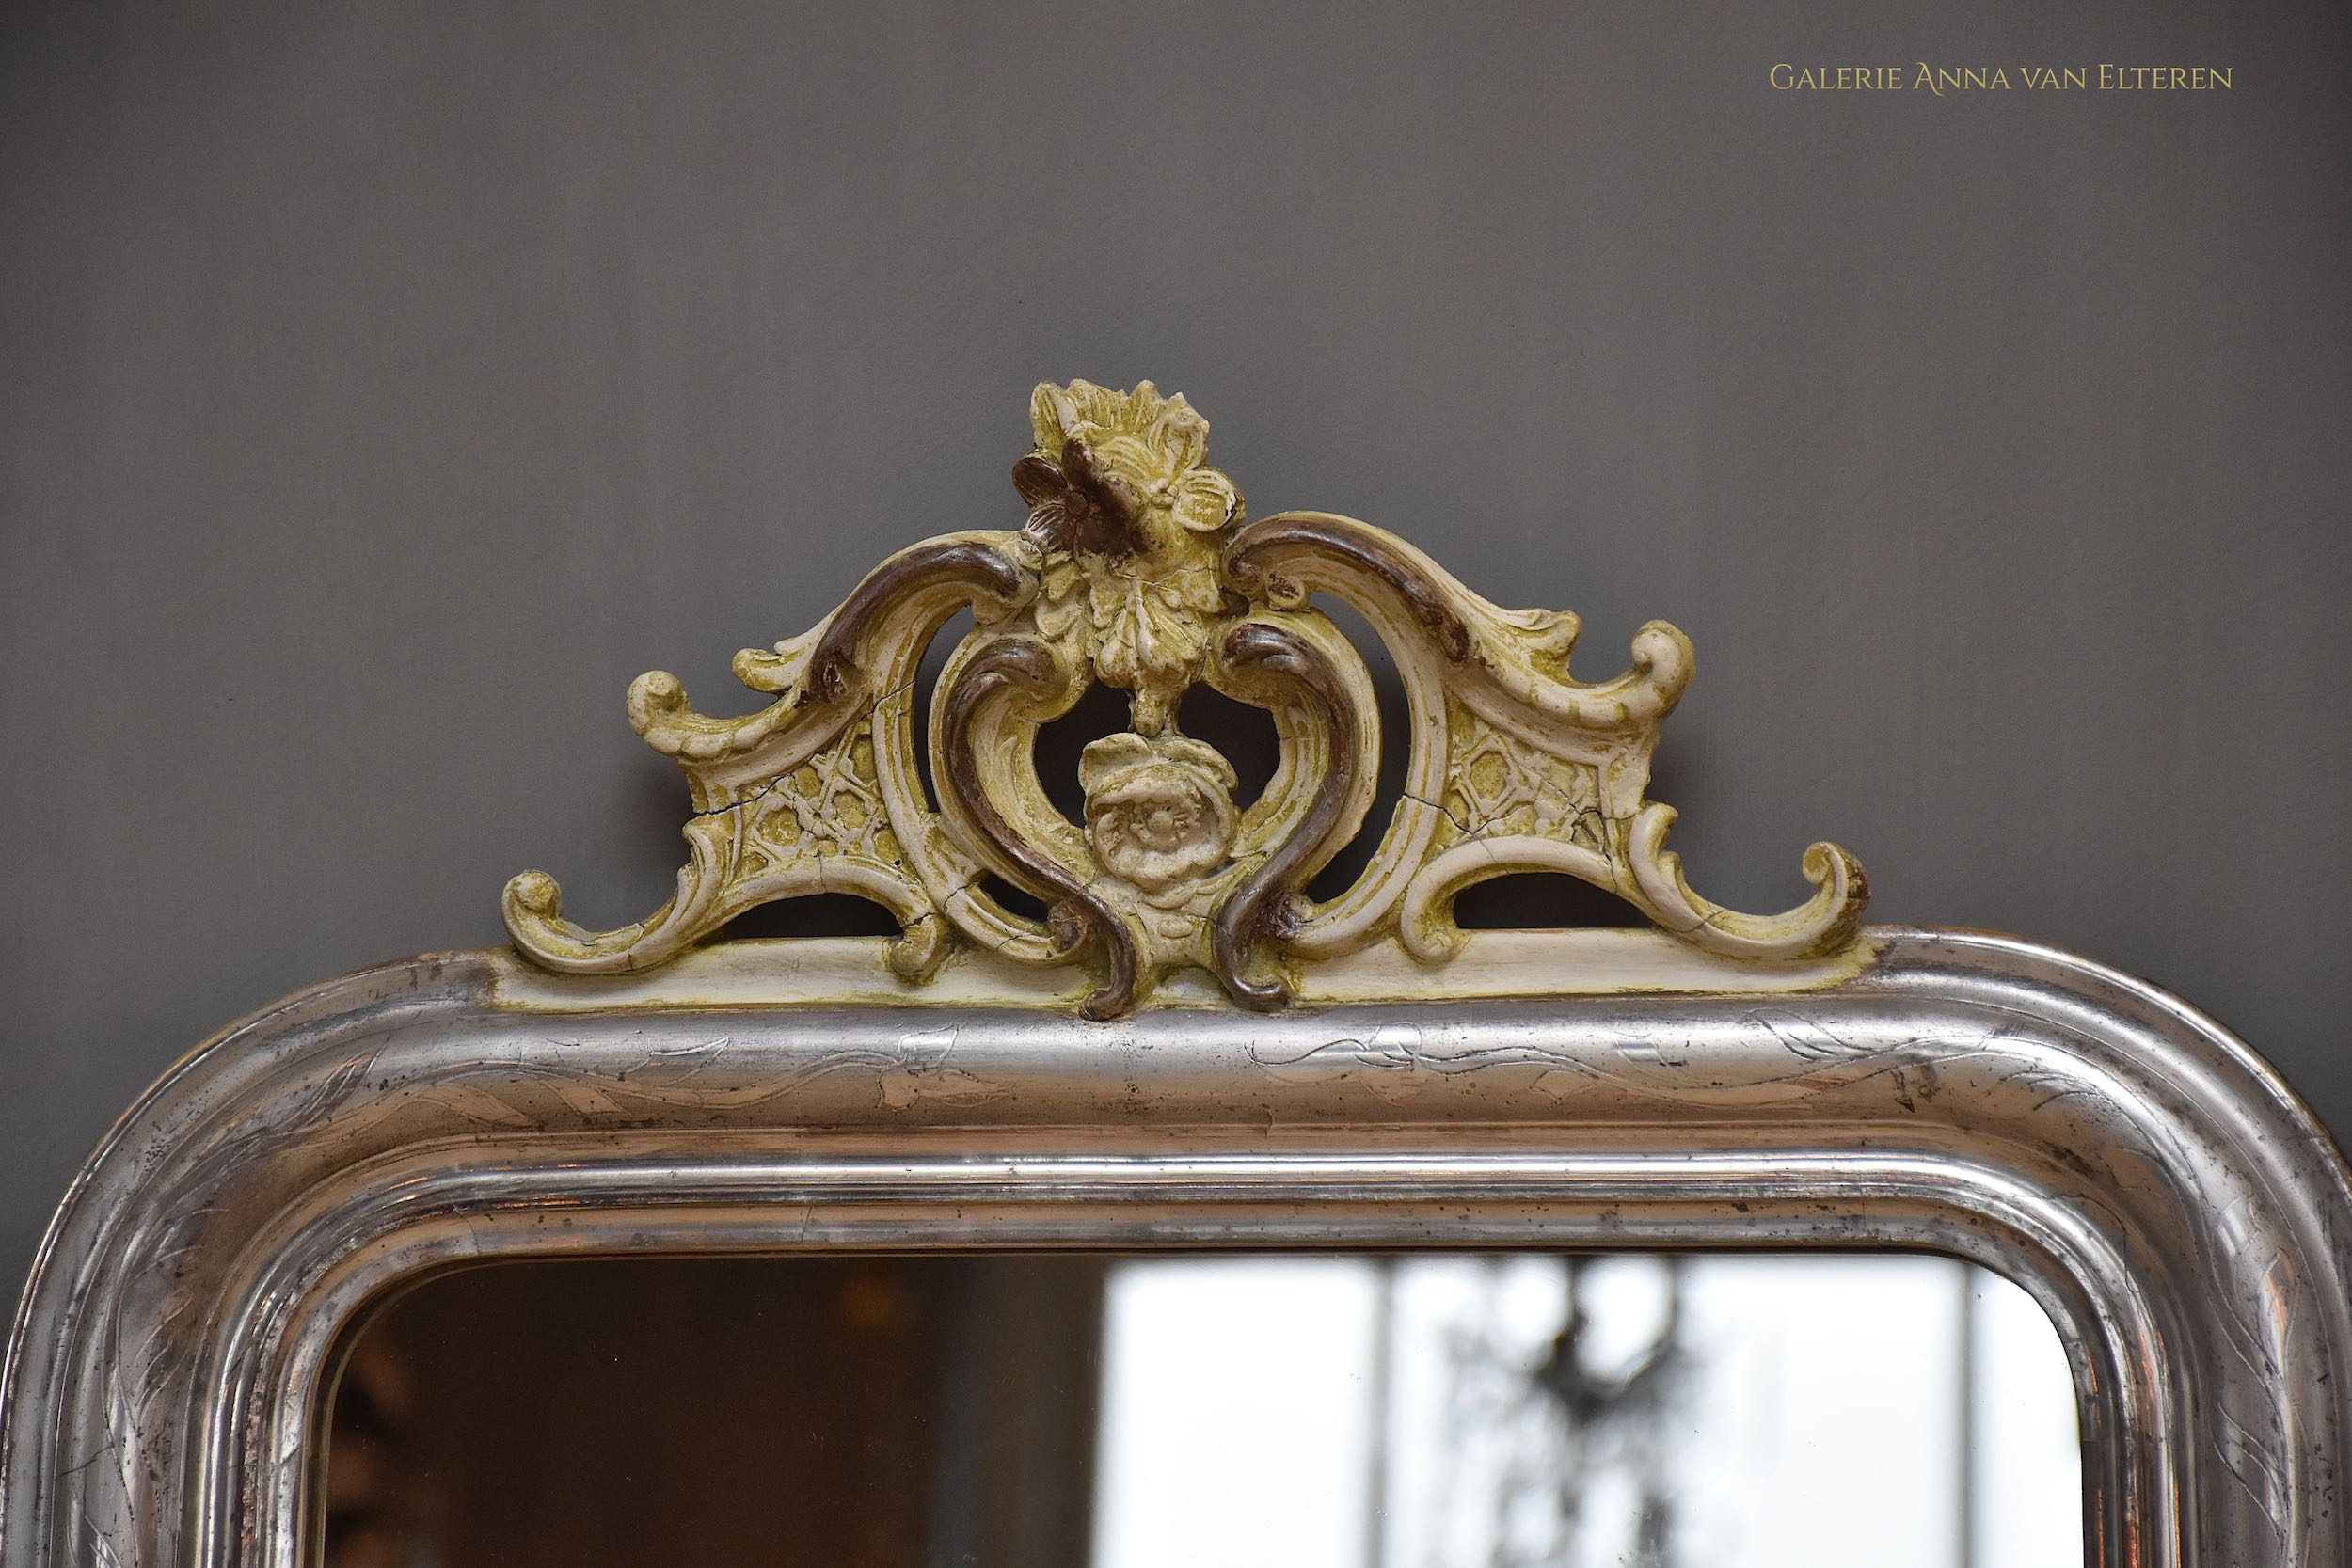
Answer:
[506,380,1867,1016]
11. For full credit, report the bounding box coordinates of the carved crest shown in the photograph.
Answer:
[506,380,1866,1017]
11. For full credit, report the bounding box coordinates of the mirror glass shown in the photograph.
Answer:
[324,1253,2080,1568]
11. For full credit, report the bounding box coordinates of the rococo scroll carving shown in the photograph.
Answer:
[506,380,1867,1016]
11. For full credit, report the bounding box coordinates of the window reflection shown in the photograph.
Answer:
[1093,1256,2080,1568]
[325,1254,2078,1568]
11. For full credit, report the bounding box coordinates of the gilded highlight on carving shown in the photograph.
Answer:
[504,379,1867,1016]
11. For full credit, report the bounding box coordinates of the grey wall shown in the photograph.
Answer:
[4,0,2347,1307]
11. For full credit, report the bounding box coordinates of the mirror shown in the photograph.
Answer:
[19,377,2346,1568]
[324,1253,2080,1568]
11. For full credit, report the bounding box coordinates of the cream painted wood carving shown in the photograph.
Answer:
[505,380,1867,1017]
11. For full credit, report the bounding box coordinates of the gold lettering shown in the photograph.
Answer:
[1777,58,2226,98]
[1769,64,1913,90]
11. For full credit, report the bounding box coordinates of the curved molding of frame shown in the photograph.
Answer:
[3,928,2348,1567]
[501,379,1866,1017]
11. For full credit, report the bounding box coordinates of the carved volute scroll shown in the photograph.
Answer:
[505,380,1867,1017]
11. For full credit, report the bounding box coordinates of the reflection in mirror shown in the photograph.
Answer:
[323,1255,2079,1568]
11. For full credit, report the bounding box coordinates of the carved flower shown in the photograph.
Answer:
[1013,381,1245,714]
[1079,731,1239,894]
[1027,380,1241,544]
[1014,433,1144,562]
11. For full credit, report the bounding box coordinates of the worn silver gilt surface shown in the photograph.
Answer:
[3,927,2349,1567]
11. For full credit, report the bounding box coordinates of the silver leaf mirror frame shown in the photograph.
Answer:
[5,383,2349,1568]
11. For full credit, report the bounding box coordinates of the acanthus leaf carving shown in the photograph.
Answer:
[505,379,1868,1013]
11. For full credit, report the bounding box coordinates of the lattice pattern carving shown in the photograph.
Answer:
[1440,705,1607,852]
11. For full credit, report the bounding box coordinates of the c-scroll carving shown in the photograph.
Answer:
[502,533,1036,977]
[507,378,1868,1014]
